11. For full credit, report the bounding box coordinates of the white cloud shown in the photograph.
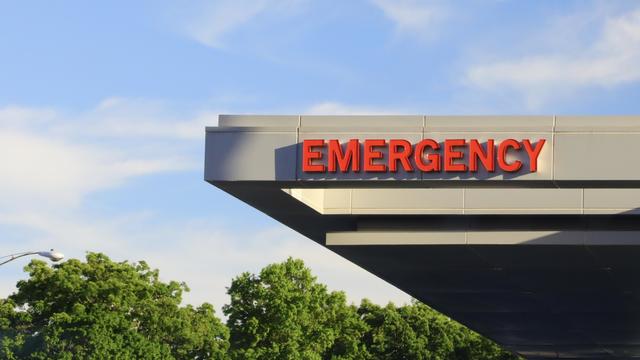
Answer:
[0,99,411,312]
[0,98,212,300]
[0,131,190,208]
[181,0,306,49]
[80,97,218,140]
[0,98,209,272]
[139,224,410,309]
[465,8,640,107]
[371,0,447,37]
[0,100,207,208]
[306,101,404,115]
[0,106,57,128]
[0,211,411,312]
[186,0,269,48]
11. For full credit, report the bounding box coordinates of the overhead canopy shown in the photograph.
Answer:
[205,115,640,359]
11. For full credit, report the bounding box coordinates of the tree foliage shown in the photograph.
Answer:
[222,258,520,360]
[1,253,520,359]
[357,300,518,360]
[223,258,368,360]
[0,253,229,359]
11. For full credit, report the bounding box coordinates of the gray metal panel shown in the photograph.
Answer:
[327,231,467,245]
[584,189,640,213]
[427,115,553,132]
[554,133,640,181]
[464,189,582,212]
[350,188,463,214]
[555,116,640,132]
[204,130,298,181]
[300,115,423,128]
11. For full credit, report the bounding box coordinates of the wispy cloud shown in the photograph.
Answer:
[306,101,405,115]
[371,0,447,38]
[465,8,640,108]
[136,224,410,308]
[181,0,306,49]
[0,99,211,304]
[0,131,189,208]
[0,98,210,272]
[0,99,207,208]
[0,203,411,310]
[0,98,210,300]
[80,97,218,140]
[0,99,411,311]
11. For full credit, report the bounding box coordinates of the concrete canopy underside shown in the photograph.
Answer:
[205,116,640,359]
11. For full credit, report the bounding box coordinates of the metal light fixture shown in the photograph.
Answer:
[0,249,65,267]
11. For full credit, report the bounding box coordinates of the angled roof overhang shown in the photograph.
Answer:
[205,115,640,359]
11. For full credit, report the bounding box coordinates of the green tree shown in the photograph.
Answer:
[447,320,519,360]
[358,299,453,360]
[223,257,368,360]
[357,299,519,360]
[0,252,229,360]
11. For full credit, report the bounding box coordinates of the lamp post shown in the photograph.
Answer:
[0,249,64,267]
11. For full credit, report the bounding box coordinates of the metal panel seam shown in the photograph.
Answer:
[296,115,301,181]
[462,187,466,214]
[349,189,353,215]
[551,115,558,188]
[422,115,427,181]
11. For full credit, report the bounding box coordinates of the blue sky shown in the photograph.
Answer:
[2,0,640,309]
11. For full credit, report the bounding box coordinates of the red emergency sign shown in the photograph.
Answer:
[301,139,545,173]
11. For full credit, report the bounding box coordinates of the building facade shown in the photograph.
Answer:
[205,115,640,359]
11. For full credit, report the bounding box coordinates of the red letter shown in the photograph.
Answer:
[302,139,325,172]
[522,139,545,172]
[444,139,467,172]
[497,139,522,172]
[469,139,495,172]
[414,139,440,172]
[328,139,360,172]
[388,139,413,172]
[364,139,387,172]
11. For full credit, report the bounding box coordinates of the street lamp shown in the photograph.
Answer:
[0,249,65,267]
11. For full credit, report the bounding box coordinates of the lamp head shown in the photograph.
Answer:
[38,249,64,262]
